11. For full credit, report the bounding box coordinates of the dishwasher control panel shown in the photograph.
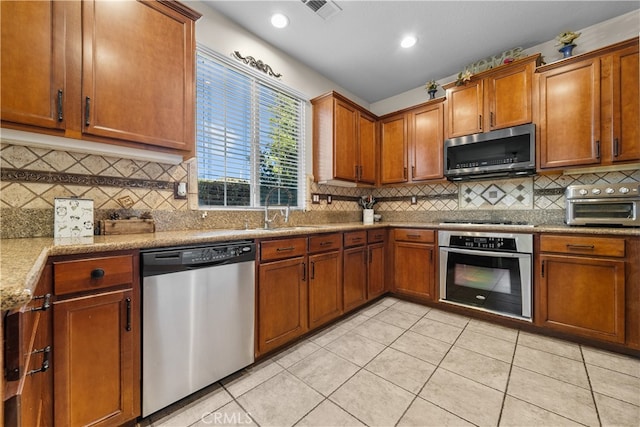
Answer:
[141,241,256,277]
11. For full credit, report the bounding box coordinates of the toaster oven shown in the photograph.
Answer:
[565,183,640,227]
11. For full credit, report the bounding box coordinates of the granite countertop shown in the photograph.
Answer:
[1,222,638,311]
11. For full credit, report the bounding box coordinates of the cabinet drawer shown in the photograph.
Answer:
[54,255,134,295]
[309,233,342,253]
[261,237,307,261]
[344,231,366,247]
[367,229,386,243]
[394,228,435,243]
[540,235,625,257]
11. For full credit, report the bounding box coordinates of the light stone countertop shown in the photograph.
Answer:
[1,222,638,311]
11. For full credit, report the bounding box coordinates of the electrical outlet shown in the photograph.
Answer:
[312,194,320,204]
[174,182,188,199]
[327,195,332,204]
[411,195,417,205]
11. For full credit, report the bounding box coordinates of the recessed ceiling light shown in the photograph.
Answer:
[271,13,289,29]
[400,35,417,48]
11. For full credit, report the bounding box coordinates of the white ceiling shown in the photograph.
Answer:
[203,1,639,103]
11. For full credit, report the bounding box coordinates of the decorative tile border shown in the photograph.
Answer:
[1,168,172,190]
[459,178,533,210]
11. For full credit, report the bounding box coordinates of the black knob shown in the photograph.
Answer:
[91,268,105,279]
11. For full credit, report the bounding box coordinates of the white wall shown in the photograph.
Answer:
[370,9,640,117]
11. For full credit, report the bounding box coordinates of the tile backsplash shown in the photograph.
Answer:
[1,142,639,238]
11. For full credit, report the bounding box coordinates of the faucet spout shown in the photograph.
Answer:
[264,187,293,229]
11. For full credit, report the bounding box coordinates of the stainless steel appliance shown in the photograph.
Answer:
[141,241,256,417]
[439,229,532,321]
[565,183,640,227]
[444,123,535,181]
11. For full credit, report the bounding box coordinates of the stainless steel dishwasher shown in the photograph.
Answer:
[141,240,256,417]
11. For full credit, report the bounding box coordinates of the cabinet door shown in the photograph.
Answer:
[487,62,533,130]
[538,58,601,169]
[380,114,408,184]
[446,80,483,138]
[258,257,308,355]
[393,242,434,300]
[82,0,195,150]
[411,103,444,181]
[1,1,66,129]
[358,113,377,184]
[538,254,625,343]
[53,289,137,426]
[334,99,359,181]
[308,251,343,329]
[367,243,386,299]
[611,46,640,163]
[343,247,367,311]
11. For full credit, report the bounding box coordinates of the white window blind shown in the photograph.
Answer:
[196,47,305,208]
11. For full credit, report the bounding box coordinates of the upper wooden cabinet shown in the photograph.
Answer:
[444,54,540,139]
[537,38,639,169]
[380,99,444,184]
[312,92,378,185]
[1,0,200,155]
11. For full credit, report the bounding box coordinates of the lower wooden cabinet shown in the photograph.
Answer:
[343,246,367,311]
[3,266,53,427]
[367,242,386,299]
[53,289,137,426]
[52,251,139,427]
[257,252,308,356]
[308,251,343,329]
[537,235,627,344]
[392,229,436,300]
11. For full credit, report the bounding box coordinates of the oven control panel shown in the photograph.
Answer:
[449,236,517,252]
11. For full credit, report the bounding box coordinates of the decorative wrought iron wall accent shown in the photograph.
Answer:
[1,168,173,190]
[233,51,282,78]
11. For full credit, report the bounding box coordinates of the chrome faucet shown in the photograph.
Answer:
[264,187,292,229]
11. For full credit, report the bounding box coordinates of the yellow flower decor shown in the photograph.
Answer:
[425,80,438,91]
[455,69,473,86]
[556,30,581,46]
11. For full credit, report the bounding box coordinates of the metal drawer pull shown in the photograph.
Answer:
[30,293,51,312]
[57,89,63,121]
[407,234,421,238]
[27,345,50,376]
[352,237,363,241]
[126,298,132,332]
[319,241,333,246]
[276,247,295,252]
[91,268,105,279]
[566,244,595,250]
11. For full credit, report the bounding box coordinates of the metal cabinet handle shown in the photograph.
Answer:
[411,166,415,178]
[301,262,306,281]
[541,260,545,278]
[91,268,105,279]
[566,244,595,250]
[30,293,51,312]
[319,241,333,247]
[407,234,421,239]
[27,345,50,376]
[595,140,600,159]
[310,261,315,279]
[613,138,619,157]
[276,247,295,252]
[84,97,91,126]
[57,89,63,122]
[403,167,407,180]
[479,114,482,129]
[125,297,132,332]
[490,112,494,128]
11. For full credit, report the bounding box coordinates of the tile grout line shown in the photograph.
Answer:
[580,344,603,426]
[219,382,263,427]
[496,329,520,426]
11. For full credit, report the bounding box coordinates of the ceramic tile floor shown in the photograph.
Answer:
[144,297,640,427]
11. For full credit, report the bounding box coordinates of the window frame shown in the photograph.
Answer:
[195,45,307,210]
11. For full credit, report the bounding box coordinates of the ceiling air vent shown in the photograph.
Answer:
[301,0,342,20]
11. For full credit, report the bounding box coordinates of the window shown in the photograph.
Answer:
[195,46,305,209]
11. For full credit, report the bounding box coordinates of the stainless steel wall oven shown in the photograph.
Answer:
[438,230,533,321]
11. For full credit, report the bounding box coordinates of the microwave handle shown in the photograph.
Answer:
[440,247,530,259]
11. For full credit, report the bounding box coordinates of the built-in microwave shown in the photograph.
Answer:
[444,124,535,181]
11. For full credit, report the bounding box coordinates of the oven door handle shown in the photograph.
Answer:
[440,247,530,259]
